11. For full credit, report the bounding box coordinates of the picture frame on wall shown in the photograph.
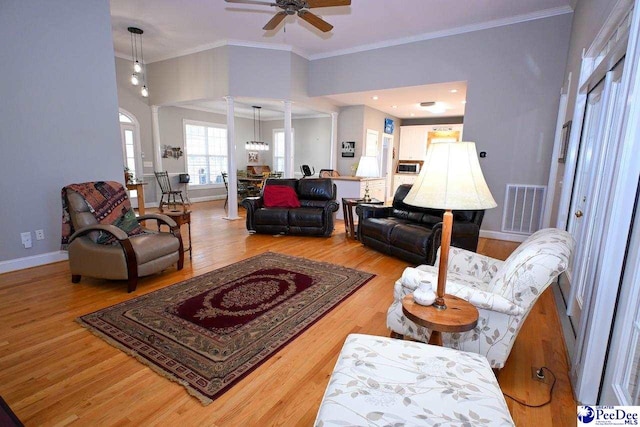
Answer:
[248,151,259,163]
[558,120,571,163]
[341,141,355,157]
[384,118,394,135]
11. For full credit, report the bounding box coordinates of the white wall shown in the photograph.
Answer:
[310,15,573,233]
[0,0,121,263]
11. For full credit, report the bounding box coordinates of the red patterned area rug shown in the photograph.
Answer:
[77,252,374,405]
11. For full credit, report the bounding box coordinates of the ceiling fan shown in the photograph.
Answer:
[224,0,351,33]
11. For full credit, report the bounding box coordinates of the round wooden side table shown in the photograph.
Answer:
[401,294,479,346]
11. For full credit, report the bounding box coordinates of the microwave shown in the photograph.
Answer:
[397,162,420,174]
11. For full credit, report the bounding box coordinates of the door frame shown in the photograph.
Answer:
[556,0,640,403]
[381,133,395,201]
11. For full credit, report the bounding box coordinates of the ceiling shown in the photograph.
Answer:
[110,0,571,119]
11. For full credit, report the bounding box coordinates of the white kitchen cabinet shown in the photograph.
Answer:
[399,126,429,160]
[333,177,386,219]
[392,174,418,196]
[399,124,464,161]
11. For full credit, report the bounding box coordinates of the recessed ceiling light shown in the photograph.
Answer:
[372,96,379,100]
[392,105,398,109]
[450,89,458,93]
[410,113,415,117]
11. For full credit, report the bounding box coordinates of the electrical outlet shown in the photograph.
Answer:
[35,229,45,240]
[20,231,32,249]
[531,367,551,384]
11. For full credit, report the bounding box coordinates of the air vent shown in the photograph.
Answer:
[501,184,546,235]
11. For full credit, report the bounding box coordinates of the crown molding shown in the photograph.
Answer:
[117,6,573,64]
[146,39,307,64]
[307,5,573,60]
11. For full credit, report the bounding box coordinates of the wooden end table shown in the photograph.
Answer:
[160,210,192,259]
[401,294,479,346]
[342,197,383,239]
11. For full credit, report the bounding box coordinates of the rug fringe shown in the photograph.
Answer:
[75,318,213,406]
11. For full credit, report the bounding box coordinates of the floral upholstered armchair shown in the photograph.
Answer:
[387,228,574,368]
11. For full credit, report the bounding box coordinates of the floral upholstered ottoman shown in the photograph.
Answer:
[315,334,514,426]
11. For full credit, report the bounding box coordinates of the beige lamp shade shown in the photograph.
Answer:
[355,156,380,178]
[403,141,497,210]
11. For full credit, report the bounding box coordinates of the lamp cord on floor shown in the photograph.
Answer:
[503,366,557,408]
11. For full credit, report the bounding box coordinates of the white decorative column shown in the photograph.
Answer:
[224,96,241,220]
[330,112,338,170]
[284,101,294,178]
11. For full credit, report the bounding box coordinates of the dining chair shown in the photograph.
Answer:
[154,171,186,212]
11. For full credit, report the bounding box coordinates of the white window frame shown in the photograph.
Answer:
[183,119,227,189]
[272,128,294,174]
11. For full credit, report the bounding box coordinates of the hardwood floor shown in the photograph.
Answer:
[0,201,575,426]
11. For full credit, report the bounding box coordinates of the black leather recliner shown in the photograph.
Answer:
[242,178,339,236]
[357,184,485,265]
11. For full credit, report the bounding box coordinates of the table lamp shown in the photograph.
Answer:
[355,156,380,203]
[403,141,497,310]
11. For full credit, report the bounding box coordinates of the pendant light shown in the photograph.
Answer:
[246,106,269,151]
[128,27,149,98]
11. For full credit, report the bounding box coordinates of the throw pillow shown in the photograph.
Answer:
[96,208,145,245]
[263,185,301,208]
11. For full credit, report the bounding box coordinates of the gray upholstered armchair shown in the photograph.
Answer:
[62,181,184,292]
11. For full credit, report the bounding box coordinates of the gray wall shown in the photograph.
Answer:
[114,57,154,187]
[261,116,333,174]
[0,0,121,262]
[156,106,254,200]
[337,106,365,175]
[148,47,230,106]
[311,15,572,232]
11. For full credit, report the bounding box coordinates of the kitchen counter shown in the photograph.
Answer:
[333,177,386,220]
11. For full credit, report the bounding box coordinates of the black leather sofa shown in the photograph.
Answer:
[357,184,485,265]
[242,178,339,236]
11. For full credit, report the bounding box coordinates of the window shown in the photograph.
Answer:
[119,110,140,197]
[273,129,293,173]
[184,121,227,186]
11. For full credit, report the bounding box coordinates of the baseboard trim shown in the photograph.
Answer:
[0,251,68,274]
[479,230,528,243]
[188,195,225,203]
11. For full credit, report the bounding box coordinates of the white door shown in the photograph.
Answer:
[563,77,607,328]
[569,60,627,391]
[600,198,640,404]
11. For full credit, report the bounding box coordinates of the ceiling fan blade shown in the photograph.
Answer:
[263,11,287,30]
[225,0,276,6]
[298,10,333,32]
[306,0,351,8]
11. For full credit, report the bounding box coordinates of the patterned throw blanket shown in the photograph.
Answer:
[61,181,144,248]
